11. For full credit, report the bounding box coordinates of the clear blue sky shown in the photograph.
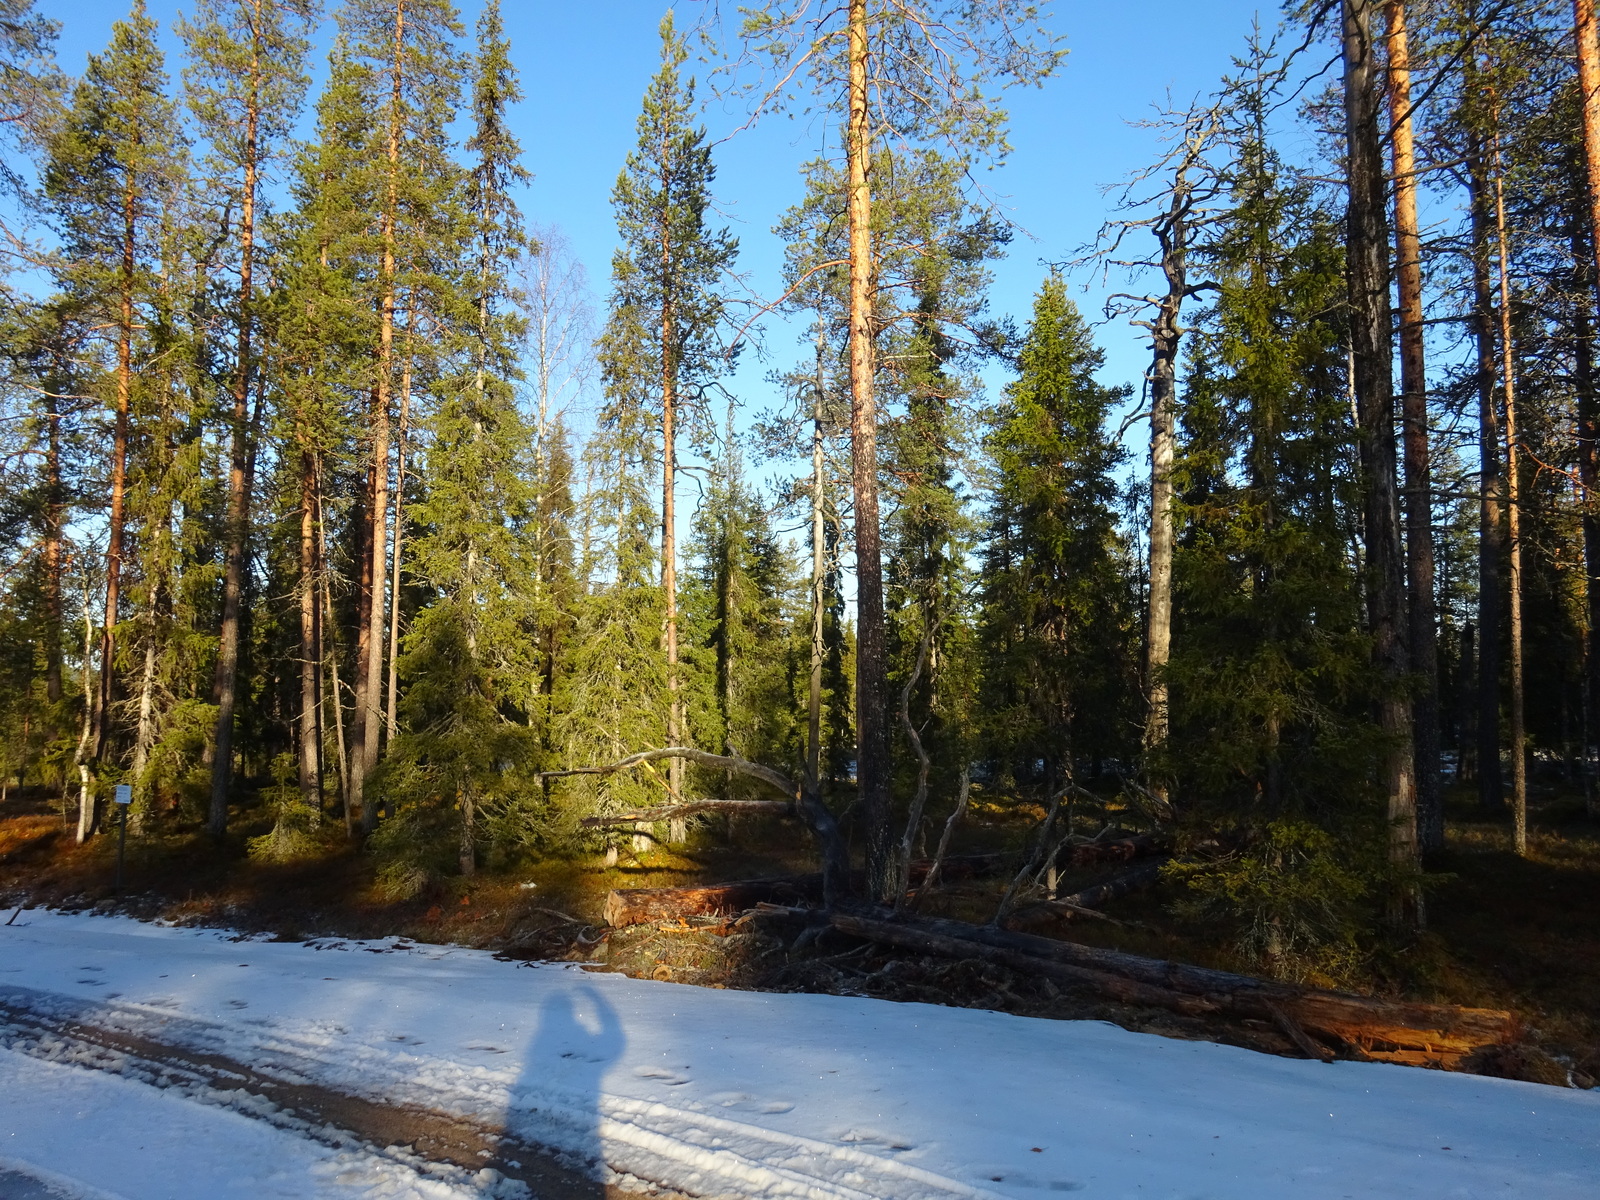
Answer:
[46,0,1292,438]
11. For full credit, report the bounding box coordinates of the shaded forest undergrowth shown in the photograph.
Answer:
[3,782,1597,1093]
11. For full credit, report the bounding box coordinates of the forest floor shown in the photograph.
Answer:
[1,775,1597,1092]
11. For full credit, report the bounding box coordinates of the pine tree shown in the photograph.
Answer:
[332,0,465,834]
[181,0,318,836]
[43,0,183,839]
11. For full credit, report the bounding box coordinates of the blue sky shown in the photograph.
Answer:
[46,1,1292,381]
[41,0,1314,499]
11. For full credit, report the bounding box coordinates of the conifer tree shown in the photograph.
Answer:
[382,0,533,875]
[43,0,183,838]
[181,0,317,835]
[334,0,465,833]
[1166,92,1379,967]
[978,276,1131,796]
[277,40,375,822]
[601,13,738,810]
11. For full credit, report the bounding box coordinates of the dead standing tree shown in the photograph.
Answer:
[1082,97,1227,799]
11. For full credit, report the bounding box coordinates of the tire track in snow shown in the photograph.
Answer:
[0,985,1003,1199]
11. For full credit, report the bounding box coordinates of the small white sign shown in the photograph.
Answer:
[113,784,132,806]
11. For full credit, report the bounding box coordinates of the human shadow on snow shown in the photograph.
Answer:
[512,982,624,1198]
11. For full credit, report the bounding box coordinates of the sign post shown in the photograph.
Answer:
[113,784,132,893]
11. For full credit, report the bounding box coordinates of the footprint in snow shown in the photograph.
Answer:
[385,1033,424,1045]
[972,1167,1084,1191]
[836,1128,914,1151]
[705,1091,795,1114]
[467,1043,509,1054]
[226,999,249,1009]
[634,1066,692,1086]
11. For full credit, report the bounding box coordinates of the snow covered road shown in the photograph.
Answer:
[0,909,1595,1200]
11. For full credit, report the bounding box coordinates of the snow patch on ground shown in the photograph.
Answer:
[0,1046,524,1199]
[2,908,1597,1198]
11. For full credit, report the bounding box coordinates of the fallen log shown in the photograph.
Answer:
[1017,858,1170,920]
[826,909,1222,1018]
[603,855,1007,929]
[829,907,1518,1060]
[1062,834,1169,866]
[580,799,795,828]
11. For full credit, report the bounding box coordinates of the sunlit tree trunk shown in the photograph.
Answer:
[1576,0,1600,812]
[208,22,264,839]
[847,0,890,900]
[385,317,412,742]
[355,0,405,835]
[1490,108,1528,856]
[1387,0,1441,853]
[808,319,827,796]
[1342,0,1419,923]
[298,448,323,814]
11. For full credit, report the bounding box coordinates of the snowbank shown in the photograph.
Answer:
[1,909,1595,1198]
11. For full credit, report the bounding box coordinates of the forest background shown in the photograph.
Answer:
[4,0,1598,985]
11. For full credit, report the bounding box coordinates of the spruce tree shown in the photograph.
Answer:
[379,0,534,876]
[978,276,1132,797]
[600,13,738,810]
[1165,95,1379,969]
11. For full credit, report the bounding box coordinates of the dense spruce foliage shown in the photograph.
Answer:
[4,0,1600,968]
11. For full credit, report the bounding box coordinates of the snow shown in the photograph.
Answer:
[1,909,1597,1199]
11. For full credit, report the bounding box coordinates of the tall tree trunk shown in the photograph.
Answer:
[209,96,262,838]
[808,319,827,796]
[357,0,405,835]
[661,252,682,825]
[1388,0,1441,853]
[75,585,96,844]
[1342,0,1419,923]
[207,30,263,840]
[42,383,63,704]
[1577,0,1600,284]
[1458,622,1477,783]
[1577,254,1600,817]
[348,458,374,824]
[298,448,323,814]
[94,156,140,789]
[385,318,412,741]
[1490,111,1528,856]
[847,0,890,900]
[1575,0,1600,813]
[1467,125,1506,815]
[1142,167,1190,787]
[321,474,352,832]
